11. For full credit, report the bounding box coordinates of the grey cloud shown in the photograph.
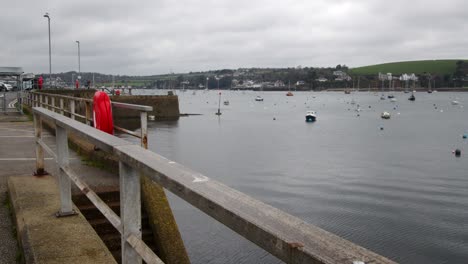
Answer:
[1,0,467,75]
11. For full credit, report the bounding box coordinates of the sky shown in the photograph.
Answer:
[1,0,467,75]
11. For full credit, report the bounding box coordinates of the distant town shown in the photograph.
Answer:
[4,60,467,92]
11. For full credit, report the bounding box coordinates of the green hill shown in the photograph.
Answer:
[350,60,467,76]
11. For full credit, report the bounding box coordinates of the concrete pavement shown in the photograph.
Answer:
[0,119,119,263]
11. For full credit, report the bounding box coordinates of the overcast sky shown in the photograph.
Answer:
[1,0,467,75]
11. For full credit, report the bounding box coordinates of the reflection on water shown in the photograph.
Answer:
[123,90,468,264]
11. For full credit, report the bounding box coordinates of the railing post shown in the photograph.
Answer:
[119,161,142,264]
[2,91,5,112]
[39,94,43,107]
[59,98,64,115]
[140,111,148,149]
[55,125,76,217]
[70,100,75,120]
[33,113,47,176]
[44,95,48,110]
[85,101,92,126]
[51,97,55,112]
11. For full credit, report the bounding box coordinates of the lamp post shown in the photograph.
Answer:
[75,41,80,77]
[43,12,51,88]
[206,77,209,90]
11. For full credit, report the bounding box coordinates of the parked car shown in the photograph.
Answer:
[0,82,13,91]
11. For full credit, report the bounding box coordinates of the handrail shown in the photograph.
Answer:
[24,91,151,146]
[32,107,397,264]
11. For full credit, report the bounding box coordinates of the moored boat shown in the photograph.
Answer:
[305,111,317,122]
[255,96,264,101]
[381,112,391,119]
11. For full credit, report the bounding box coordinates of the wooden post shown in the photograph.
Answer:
[70,100,75,120]
[120,161,142,264]
[85,101,92,126]
[33,113,46,176]
[59,98,64,115]
[51,97,55,112]
[55,125,75,217]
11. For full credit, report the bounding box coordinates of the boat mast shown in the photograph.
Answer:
[217,92,221,115]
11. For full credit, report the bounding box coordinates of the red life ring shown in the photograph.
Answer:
[93,91,114,135]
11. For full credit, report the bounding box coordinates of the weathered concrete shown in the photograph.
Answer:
[141,175,190,264]
[0,122,121,263]
[111,95,180,121]
[0,111,30,122]
[0,122,45,264]
[33,90,181,121]
[8,176,117,263]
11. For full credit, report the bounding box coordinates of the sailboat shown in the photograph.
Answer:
[380,77,385,100]
[387,77,395,98]
[215,91,222,115]
[286,80,294,96]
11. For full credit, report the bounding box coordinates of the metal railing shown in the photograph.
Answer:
[24,91,151,148]
[1,91,23,113]
[32,106,396,264]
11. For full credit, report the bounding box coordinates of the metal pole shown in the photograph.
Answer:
[76,41,80,75]
[44,13,52,89]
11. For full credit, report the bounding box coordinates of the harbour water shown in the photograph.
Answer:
[130,90,468,264]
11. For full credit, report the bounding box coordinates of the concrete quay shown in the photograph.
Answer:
[0,119,119,263]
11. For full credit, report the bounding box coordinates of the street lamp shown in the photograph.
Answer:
[43,12,51,88]
[75,41,80,76]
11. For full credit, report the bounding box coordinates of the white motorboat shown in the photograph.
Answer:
[255,96,264,101]
[381,112,391,119]
[306,111,317,122]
